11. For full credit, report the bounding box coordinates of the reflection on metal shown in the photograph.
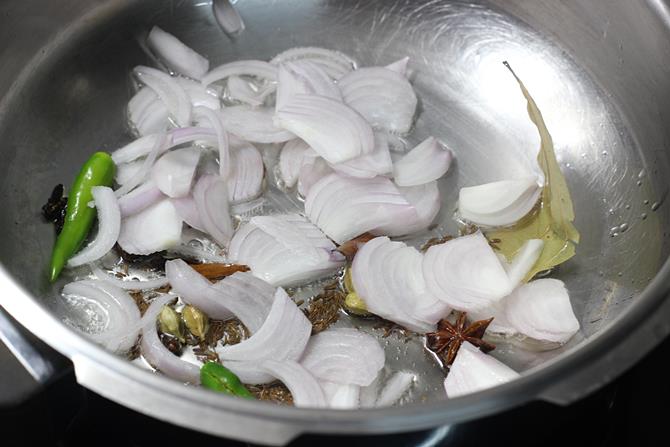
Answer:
[0,309,54,382]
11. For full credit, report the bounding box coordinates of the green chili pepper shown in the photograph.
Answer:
[49,152,115,282]
[200,362,255,399]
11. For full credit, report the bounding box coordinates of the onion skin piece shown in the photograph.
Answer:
[189,263,250,282]
[146,26,209,80]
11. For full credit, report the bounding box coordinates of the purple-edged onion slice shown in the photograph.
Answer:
[275,60,341,111]
[117,198,183,255]
[220,105,295,143]
[227,137,264,204]
[393,137,453,186]
[146,26,209,80]
[150,147,200,198]
[134,65,191,127]
[193,174,234,247]
[202,60,277,87]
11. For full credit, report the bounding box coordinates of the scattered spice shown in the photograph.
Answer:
[336,232,376,260]
[189,263,250,282]
[41,184,68,234]
[126,337,141,361]
[303,281,345,334]
[218,318,249,346]
[115,244,167,271]
[193,344,220,363]
[248,382,294,405]
[159,332,183,356]
[373,320,411,340]
[426,312,495,366]
[420,234,454,252]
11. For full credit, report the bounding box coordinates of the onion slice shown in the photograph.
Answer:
[385,57,410,76]
[112,134,162,164]
[271,47,357,80]
[117,198,183,255]
[275,94,374,164]
[134,65,192,127]
[146,26,209,80]
[220,106,295,143]
[503,239,544,286]
[505,279,579,344]
[300,328,385,386]
[92,266,169,291]
[320,381,360,409]
[297,155,333,198]
[352,237,451,332]
[458,176,542,227]
[67,187,120,267]
[423,232,512,312]
[339,67,417,134]
[193,175,234,247]
[61,280,141,354]
[373,181,441,237]
[376,371,415,407]
[141,294,201,384]
[228,214,344,287]
[227,138,264,204]
[305,173,415,244]
[226,76,274,106]
[444,342,519,398]
[118,181,165,218]
[278,139,311,188]
[114,133,168,198]
[216,288,312,383]
[275,61,341,111]
[202,60,277,87]
[393,137,453,186]
[257,360,327,408]
[331,132,393,179]
[171,196,205,232]
[150,147,200,198]
[194,106,230,177]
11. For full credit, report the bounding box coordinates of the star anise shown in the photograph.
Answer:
[426,312,495,366]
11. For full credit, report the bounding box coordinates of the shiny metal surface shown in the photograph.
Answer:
[1,0,670,444]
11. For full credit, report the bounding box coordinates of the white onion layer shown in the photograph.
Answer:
[278,139,311,188]
[393,137,453,186]
[352,237,451,332]
[220,106,295,143]
[331,132,393,179]
[146,26,209,80]
[117,199,183,255]
[459,176,542,227]
[226,76,273,106]
[118,181,165,218]
[68,187,121,267]
[503,239,544,286]
[300,328,385,386]
[271,47,357,80]
[171,196,205,232]
[228,214,344,287]
[275,94,374,164]
[134,65,191,127]
[193,175,234,247]
[373,181,441,237]
[444,342,519,398]
[384,57,410,76]
[151,147,200,198]
[202,60,277,87]
[320,381,360,409]
[92,266,169,291]
[227,138,264,204]
[297,156,333,198]
[258,360,327,408]
[339,67,417,134]
[275,61,341,111]
[423,232,512,312]
[194,106,230,177]
[376,371,415,407]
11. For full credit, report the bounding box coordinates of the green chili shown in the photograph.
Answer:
[200,362,255,399]
[49,152,115,282]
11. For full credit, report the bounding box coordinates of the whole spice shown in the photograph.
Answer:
[158,305,185,343]
[41,184,68,234]
[49,152,116,281]
[426,312,495,366]
[342,267,370,316]
[188,263,250,282]
[200,362,255,398]
[183,305,210,341]
[336,232,376,261]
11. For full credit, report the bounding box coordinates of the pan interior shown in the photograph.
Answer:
[0,0,667,406]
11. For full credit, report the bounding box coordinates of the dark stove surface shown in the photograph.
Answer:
[2,332,669,447]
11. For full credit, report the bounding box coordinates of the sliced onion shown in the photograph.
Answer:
[194,106,230,177]
[62,280,141,354]
[227,138,264,203]
[170,126,217,146]
[68,187,120,267]
[393,137,453,186]
[423,232,512,312]
[275,61,341,111]
[150,147,200,198]
[141,293,201,384]
[271,47,357,79]
[331,132,393,179]
[115,159,144,185]
[300,328,384,386]
[134,65,191,127]
[320,381,360,409]
[112,134,162,164]
[115,133,168,198]
[503,239,544,286]
[177,78,221,110]
[505,279,579,344]
[278,139,311,188]
[226,76,274,106]
[468,299,517,335]
[304,173,416,244]
[202,60,277,87]
[212,0,246,35]
[167,242,229,264]
[216,288,312,383]
[376,371,415,407]
[166,259,275,331]
[352,237,451,332]
[339,67,417,134]
[128,88,170,136]
[220,105,295,143]
[146,26,209,80]
[118,181,165,217]
[444,342,519,398]
[228,214,344,287]
[92,266,169,291]
[171,196,205,232]
[458,176,542,227]
[374,181,441,237]
[193,174,234,247]
[231,197,266,217]
[257,360,327,408]
[297,156,333,198]
[275,94,374,164]
[385,57,410,76]
[118,198,183,255]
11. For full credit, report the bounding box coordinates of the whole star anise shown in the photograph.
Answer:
[426,312,496,366]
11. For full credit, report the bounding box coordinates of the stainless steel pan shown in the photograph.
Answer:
[2,0,670,444]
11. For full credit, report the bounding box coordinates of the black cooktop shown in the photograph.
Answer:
[1,312,668,447]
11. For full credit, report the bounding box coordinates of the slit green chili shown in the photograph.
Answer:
[49,152,115,282]
[200,362,255,398]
